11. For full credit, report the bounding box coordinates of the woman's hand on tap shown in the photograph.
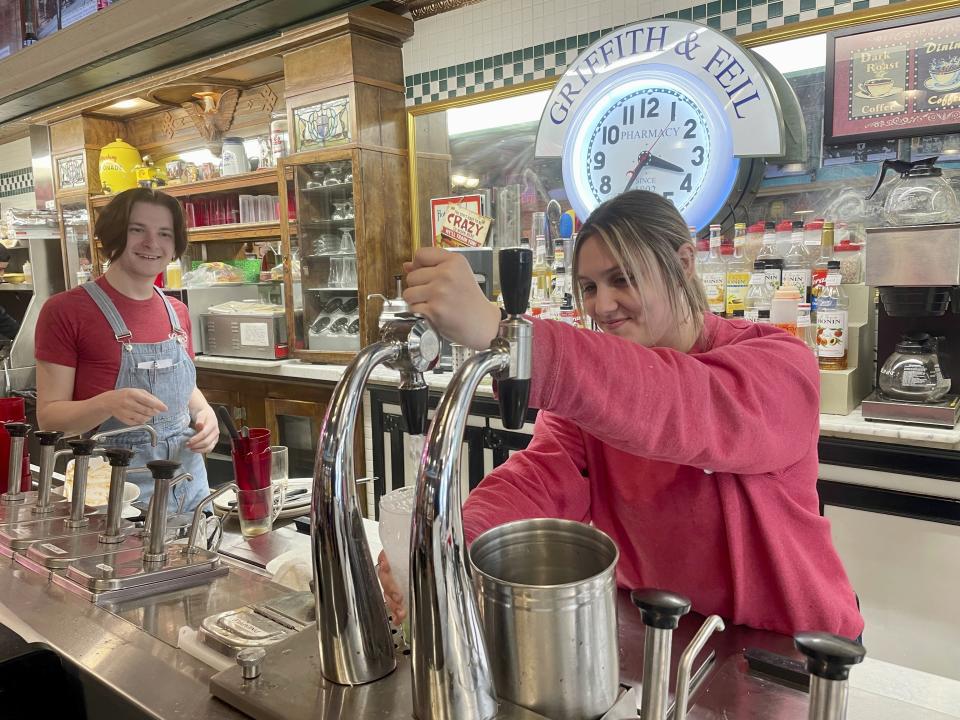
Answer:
[403,247,501,351]
[377,550,406,625]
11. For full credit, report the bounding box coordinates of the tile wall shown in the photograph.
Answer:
[402,0,905,104]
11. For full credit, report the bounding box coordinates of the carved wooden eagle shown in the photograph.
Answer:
[181,89,240,152]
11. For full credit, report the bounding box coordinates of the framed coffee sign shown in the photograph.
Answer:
[826,8,960,143]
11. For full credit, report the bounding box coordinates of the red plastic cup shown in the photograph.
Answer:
[231,428,272,520]
[0,399,30,492]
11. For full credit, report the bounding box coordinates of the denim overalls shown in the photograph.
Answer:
[82,282,210,512]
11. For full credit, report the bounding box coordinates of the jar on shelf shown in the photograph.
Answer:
[834,240,862,284]
[270,112,290,163]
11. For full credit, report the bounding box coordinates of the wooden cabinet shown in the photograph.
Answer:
[196,368,366,510]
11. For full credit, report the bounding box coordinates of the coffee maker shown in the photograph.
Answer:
[861,223,960,427]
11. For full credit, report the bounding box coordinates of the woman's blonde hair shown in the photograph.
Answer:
[572,190,709,335]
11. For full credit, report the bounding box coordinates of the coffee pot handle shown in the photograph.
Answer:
[865,159,905,200]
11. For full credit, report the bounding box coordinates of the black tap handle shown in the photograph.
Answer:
[399,385,429,436]
[497,379,530,431]
[67,438,97,456]
[103,448,136,467]
[34,431,63,446]
[631,588,692,630]
[499,247,532,316]
[794,632,866,682]
[146,459,181,479]
[4,422,30,438]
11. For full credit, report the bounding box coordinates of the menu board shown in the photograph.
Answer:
[826,9,960,142]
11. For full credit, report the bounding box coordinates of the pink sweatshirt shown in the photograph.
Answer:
[463,313,864,639]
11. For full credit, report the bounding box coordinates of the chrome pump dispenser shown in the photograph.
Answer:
[311,310,440,685]
[409,247,533,720]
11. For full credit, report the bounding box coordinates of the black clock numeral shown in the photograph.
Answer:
[599,175,612,194]
[670,101,677,122]
[593,151,606,170]
[622,105,635,125]
[691,146,704,166]
[639,97,659,118]
[683,119,697,139]
[680,173,693,192]
[602,125,620,145]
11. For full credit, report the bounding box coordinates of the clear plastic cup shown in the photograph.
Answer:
[378,485,416,632]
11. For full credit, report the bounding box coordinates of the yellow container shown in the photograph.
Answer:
[98,138,141,194]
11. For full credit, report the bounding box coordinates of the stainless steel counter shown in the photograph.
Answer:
[1,524,957,720]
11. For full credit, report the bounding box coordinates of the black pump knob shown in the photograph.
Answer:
[497,379,530,431]
[4,422,30,438]
[67,439,98,456]
[399,385,429,436]
[35,431,63,446]
[104,448,136,467]
[631,588,692,630]
[795,632,866,681]
[146,460,181,479]
[499,247,532,316]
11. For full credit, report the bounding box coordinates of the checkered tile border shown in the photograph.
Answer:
[405,0,906,105]
[0,167,33,199]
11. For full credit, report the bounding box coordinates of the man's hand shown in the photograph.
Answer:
[403,247,501,350]
[186,403,219,453]
[104,388,167,426]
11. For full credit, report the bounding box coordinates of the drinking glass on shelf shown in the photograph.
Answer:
[270,445,289,497]
[239,195,256,224]
[340,230,355,253]
[257,195,274,223]
[323,165,343,186]
[332,202,346,222]
[328,256,344,288]
[342,256,357,288]
[344,200,355,220]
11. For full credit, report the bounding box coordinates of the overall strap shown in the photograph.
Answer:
[81,281,132,343]
[153,286,184,333]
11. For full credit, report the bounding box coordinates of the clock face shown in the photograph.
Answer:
[563,76,741,232]
[583,87,710,212]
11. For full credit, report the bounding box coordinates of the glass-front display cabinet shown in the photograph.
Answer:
[289,154,359,355]
[57,195,92,290]
[281,148,403,364]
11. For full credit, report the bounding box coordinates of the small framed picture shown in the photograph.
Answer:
[826,7,960,143]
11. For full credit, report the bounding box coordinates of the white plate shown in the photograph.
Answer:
[213,478,312,519]
[53,481,141,518]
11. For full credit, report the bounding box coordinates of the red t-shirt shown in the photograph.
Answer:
[35,276,194,402]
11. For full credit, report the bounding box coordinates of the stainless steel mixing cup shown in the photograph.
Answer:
[470,518,620,720]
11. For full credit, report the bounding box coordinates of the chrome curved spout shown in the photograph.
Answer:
[410,246,533,720]
[92,424,159,447]
[312,315,439,686]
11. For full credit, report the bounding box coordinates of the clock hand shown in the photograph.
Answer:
[624,152,651,192]
[646,154,684,172]
[623,122,675,193]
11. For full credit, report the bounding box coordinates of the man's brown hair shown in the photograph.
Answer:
[95,188,188,262]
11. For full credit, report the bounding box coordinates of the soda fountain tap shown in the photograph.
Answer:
[32,431,63,515]
[92,424,159,447]
[99,448,135,544]
[186,483,238,552]
[1,422,31,504]
[312,312,440,685]
[143,460,191,563]
[409,246,533,720]
[63,439,100,528]
[795,632,866,720]
[631,589,692,720]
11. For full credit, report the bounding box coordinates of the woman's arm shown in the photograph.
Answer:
[529,318,820,475]
[36,360,167,436]
[462,411,591,544]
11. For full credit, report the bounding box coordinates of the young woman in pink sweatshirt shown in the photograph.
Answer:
[381,190,864,640]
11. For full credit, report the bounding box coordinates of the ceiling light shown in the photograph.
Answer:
[109,99,140,110]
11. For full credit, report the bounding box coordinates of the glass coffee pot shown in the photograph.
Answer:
[878,333,951,402]
[865,156,960,226]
